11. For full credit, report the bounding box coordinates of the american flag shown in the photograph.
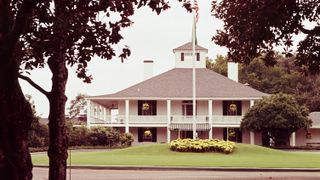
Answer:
[193,0,199,23]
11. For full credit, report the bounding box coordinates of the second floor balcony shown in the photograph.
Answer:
[89,115,243,126]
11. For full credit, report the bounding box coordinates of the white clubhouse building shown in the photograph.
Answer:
[86,42,319,146]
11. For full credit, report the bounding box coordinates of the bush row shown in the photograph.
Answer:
[68,126,134,147]
[170,139,236,154]
[29,123,134,148]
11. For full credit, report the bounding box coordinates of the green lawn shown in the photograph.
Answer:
[32,143,320,168]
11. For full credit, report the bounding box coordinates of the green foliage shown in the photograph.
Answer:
[206,55,228,76]
[32,143,320,168]
[212,0,320,74]
[66,125,134,147]
[68,126,90,146]
[207,55,320,112]
[26,95,49,148]
[241,93,311,146]
[170,139,235,154]
[68,93,87,120]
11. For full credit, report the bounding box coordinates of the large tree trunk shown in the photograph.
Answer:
[47,56,68,180]
[0,41,33,180]
[0,0,35,177]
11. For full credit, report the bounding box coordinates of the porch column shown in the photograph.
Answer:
[125,100,129,133]
[249,100,255,145]
[94,104,98,118]
[86,99,91,128]
[250,100,255,107]
[167,100,171,143]
[208,100,213,139]
[290,132,296,146]
[103,107,107,121]
[250,131,255,145]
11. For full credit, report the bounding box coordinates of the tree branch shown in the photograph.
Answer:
[5,0,37,49]
[298,24,320,36]
[18,74,49,97]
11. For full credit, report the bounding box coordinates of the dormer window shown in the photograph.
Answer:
[181,53,184,61]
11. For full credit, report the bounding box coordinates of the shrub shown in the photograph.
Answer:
[28,122,49,148]
[88,127,122,147]
[68,126,90,146]
[170,139,236,154]
[120,133,134,146]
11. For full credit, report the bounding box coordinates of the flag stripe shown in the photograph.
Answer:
[194,0,199,23]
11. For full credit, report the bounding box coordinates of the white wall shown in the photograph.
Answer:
[171,100,182,115]
[296,128,320,146]
[118,100,125,116]
[157,100,167,115]
[174,50,207,68]
[241,100,250,115]
[157,127,167,143]
[196,100,208,115]
[213,101,223,115]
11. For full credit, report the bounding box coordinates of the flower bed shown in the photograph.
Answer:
[170,139,236,154]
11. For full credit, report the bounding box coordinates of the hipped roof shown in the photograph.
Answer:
[173,42,208,52]
[89,68,267,100]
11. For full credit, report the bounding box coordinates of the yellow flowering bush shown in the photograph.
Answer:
[170,139,236,154]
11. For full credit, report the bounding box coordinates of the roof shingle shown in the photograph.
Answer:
[89,68,267,100]
[173,42,208,52]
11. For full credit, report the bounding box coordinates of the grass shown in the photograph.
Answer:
[32,143,320,168]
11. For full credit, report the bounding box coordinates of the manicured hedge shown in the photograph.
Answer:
[170,139,236,154]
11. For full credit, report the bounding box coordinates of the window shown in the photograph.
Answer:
[223,101,242,116]
[196,53,200,61]
[181,53,184,61]
[223,128,242,142]
[138,100,157,115]
[138,128,157,142]
[182,101,197,116]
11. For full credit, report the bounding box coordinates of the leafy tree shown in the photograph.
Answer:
[206,55,227,76]
[207,55,320,112]
[212,0,320,74]
[6,0,192,179]
[68,93,87,120]
[239,56,303,94]
[241,93,311,146]
[26,95,49,148]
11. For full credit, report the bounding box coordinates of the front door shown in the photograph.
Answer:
[180,131,193,139]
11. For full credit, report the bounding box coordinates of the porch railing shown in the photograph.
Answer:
[89,115,243,125]
[171,115,208,123]
[212,115,243,124]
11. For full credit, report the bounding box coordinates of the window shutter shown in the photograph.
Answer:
[138,128,143,142]
[223,128,227,141]
[152,128,157,142]
[153,101,157,115]
[222,101,228,115]
[138,101,142,115]
[237,101,242,115]
[196,53,200,61]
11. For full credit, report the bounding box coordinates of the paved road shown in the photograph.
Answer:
[33,167,320,180]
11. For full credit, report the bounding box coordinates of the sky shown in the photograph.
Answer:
[20,1,228,117]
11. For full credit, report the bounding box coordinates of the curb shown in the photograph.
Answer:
[34,165,320,172]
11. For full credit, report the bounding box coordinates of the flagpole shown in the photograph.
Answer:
[192,11,196,140]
